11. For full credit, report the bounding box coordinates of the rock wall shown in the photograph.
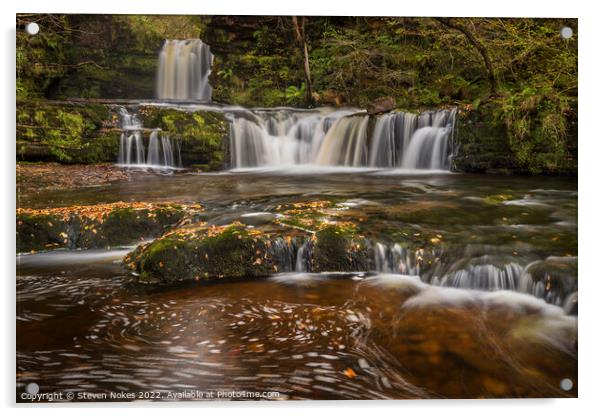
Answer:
[16,100,230,170]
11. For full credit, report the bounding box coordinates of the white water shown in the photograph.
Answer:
[228,107,457,170]
[156,39,214,101]
[117,108,182,169]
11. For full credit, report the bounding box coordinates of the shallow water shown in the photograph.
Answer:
[16,170,577,400]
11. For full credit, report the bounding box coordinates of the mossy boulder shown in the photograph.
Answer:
[137,105,230,170]
[127,217,373,284]
[128,222,282,283]
[16,100,121,164]
[312,225,371,272]
[454,99,577,175]
[16,202,198,253]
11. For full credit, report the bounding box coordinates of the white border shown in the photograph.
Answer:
[3,1,600,415]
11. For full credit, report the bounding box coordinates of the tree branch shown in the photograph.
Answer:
[435,17,498,95]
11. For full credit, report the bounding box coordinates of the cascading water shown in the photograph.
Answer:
[116,108,182,169]
[228,107,457,170]
[156,39,214,101]
[284,237,575,311]
[117,109,145,166]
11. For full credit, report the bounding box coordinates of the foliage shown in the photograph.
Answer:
[16,14,578,174]
[16,101,119,163]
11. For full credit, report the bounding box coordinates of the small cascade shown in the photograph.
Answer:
[116,108,182,169]
[156,39,214,101]
[371,241,575,308]
[228,107,457,170]
[295,240,312,272]
[147,130,161,166]
[117,109,145,165]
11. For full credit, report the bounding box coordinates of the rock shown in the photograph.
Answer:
[16,100,230,170]
[127,222,291,283]
[367,96,396,115]
[312,225,371,272]
[522,256,578,303]
[126,221,372,284]
[314,90,346,107]
[16,202,199,253]
[16,100,121,164]
[137,105,229,170]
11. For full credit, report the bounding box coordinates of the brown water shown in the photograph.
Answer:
[16,170,578,401]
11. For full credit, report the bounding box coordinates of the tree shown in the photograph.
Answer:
[435,17,498,96]
[291,16,314,106]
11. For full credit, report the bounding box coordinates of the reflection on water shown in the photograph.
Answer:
[16,171,577,400]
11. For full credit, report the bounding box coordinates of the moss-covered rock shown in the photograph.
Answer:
[128,222,282,283]
[16,100,121,164]
[126,214,372,284]
[312,224,371,272]
[454,100,577,175]
[16,202,199,253]
[137,106,229,170]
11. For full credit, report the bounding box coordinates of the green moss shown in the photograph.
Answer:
[313,225,370,272]
[196,225,271,278]
[131,223,274,283]
[139,238,194,283]
[139,106,229,169]
[16,100,120,164]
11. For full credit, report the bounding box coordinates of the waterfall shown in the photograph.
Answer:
[314,115,370,166]
[369,112,418,167]
[156,39,214,101]
[117,109,145,165]
[228,108,457,170]
[116,108,182,169]
[147,130,161,166]
[228,108,358,168]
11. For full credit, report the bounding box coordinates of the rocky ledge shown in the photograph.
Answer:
[16,202,202,253]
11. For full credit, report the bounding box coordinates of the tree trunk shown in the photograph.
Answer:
[292,16,314,106]
[435,17,498,96]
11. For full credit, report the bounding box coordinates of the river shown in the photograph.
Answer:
[17,170,577,400]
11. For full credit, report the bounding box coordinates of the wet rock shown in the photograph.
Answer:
[16,100,121,164]
[522,256,578,305]
[126,219,372,284]
[16,213,67,253]
[127,222,292,283]
[137,105,229,170]
[16,202,199,253]
[312,225,371,272]
[367,96,396,115]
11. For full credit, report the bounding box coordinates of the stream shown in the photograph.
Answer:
[17,170,577,400]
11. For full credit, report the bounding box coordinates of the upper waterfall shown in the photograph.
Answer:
[228,107,457,171]
[156,39,214,101]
